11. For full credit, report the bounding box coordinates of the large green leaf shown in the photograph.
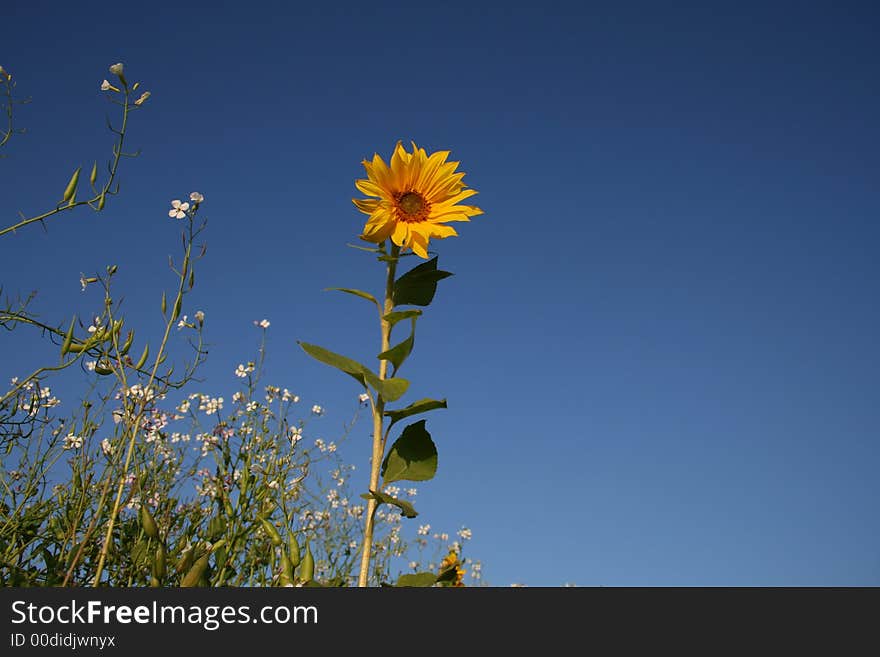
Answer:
[396,572,438,587]
[298,341,408,402]
[325,287,380,310]
[381,420,437,484]
[377,377,409,402]
[377,317,416,375]
[385,398,447,432]
[392,257,453,307]
[298,341,372,389]
[360,490,418,518]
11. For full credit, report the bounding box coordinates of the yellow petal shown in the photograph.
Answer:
[361,215,395,242]
[391,220,411,248]
[409,231,430,259]
[352,198,380,214]
[428,224,458,239]
[432,188,478,209]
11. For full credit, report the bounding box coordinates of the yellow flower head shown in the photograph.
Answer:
[440,550,459,571]
[353,141,483,258]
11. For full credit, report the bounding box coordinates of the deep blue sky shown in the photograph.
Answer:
[3,1,879,585]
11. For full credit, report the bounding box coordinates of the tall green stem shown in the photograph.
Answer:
[357,243,399,587]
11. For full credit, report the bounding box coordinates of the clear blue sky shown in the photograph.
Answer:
[3,0,879,585]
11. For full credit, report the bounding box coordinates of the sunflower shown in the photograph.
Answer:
[353,141,483,258]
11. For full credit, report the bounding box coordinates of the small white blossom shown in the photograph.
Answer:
[282,388,299,403]
[189,192,204,204]
[417,524,430,536]
[63,434,83,450]
[177,315,188,330]
[109,62,124,77]
[194,310,205,324]
[101,439,114,456]
[254,319,270,329]
[169,199,190,219]
[311,404,324,416]
[358,392,370,404]
[85,360,97,371]
[457,528,472,541]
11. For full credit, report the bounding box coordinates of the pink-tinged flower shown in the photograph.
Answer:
[169,199,190,219]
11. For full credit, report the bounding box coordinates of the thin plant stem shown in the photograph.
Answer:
[357,243,399,587]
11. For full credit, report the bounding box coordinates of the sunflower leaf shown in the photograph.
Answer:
[378,317,417,375]
[360,489,418,518]
[298,341,371,389]
[376,377,409,402]
[383,309,422,328]
[385,398,447,432]
[381,420,437,485]
[325,287,380,310]
[396,572,439,587]
[392,257,453,307]
[298,341,409,402]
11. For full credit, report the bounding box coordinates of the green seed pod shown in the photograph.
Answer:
[67,342,85,353]
[299,541,314,583]
[288,532,301,568]
[62,167,81,203]
[214,545,227,569]
[207,515,226,541]
[120,330,134,356]
[175,548,194,575]
[181,553,210,587]
[134,343,149,370]
[280,553,294,585]
[94,365,114,376]
[161,291,167,315]
[172,295,182,322]
[189,267,195,290]
[97,192,106,210]
[89,161,98,186]
[131,540,149,566]
[260,518,282,546]
[140,506,159,540]
[152,543,167,580]
[61,316,76,357]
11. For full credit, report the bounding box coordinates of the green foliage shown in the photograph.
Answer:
[381,420,438,485]
[385,398,447,432]
[378,316,417,375]
[298,341,409,402]
[325,287,380,310]
[392,257,453,307]
[396,572,438,587]
[362,490,418,519]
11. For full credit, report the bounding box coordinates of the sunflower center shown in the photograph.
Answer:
[397,192,428,221]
